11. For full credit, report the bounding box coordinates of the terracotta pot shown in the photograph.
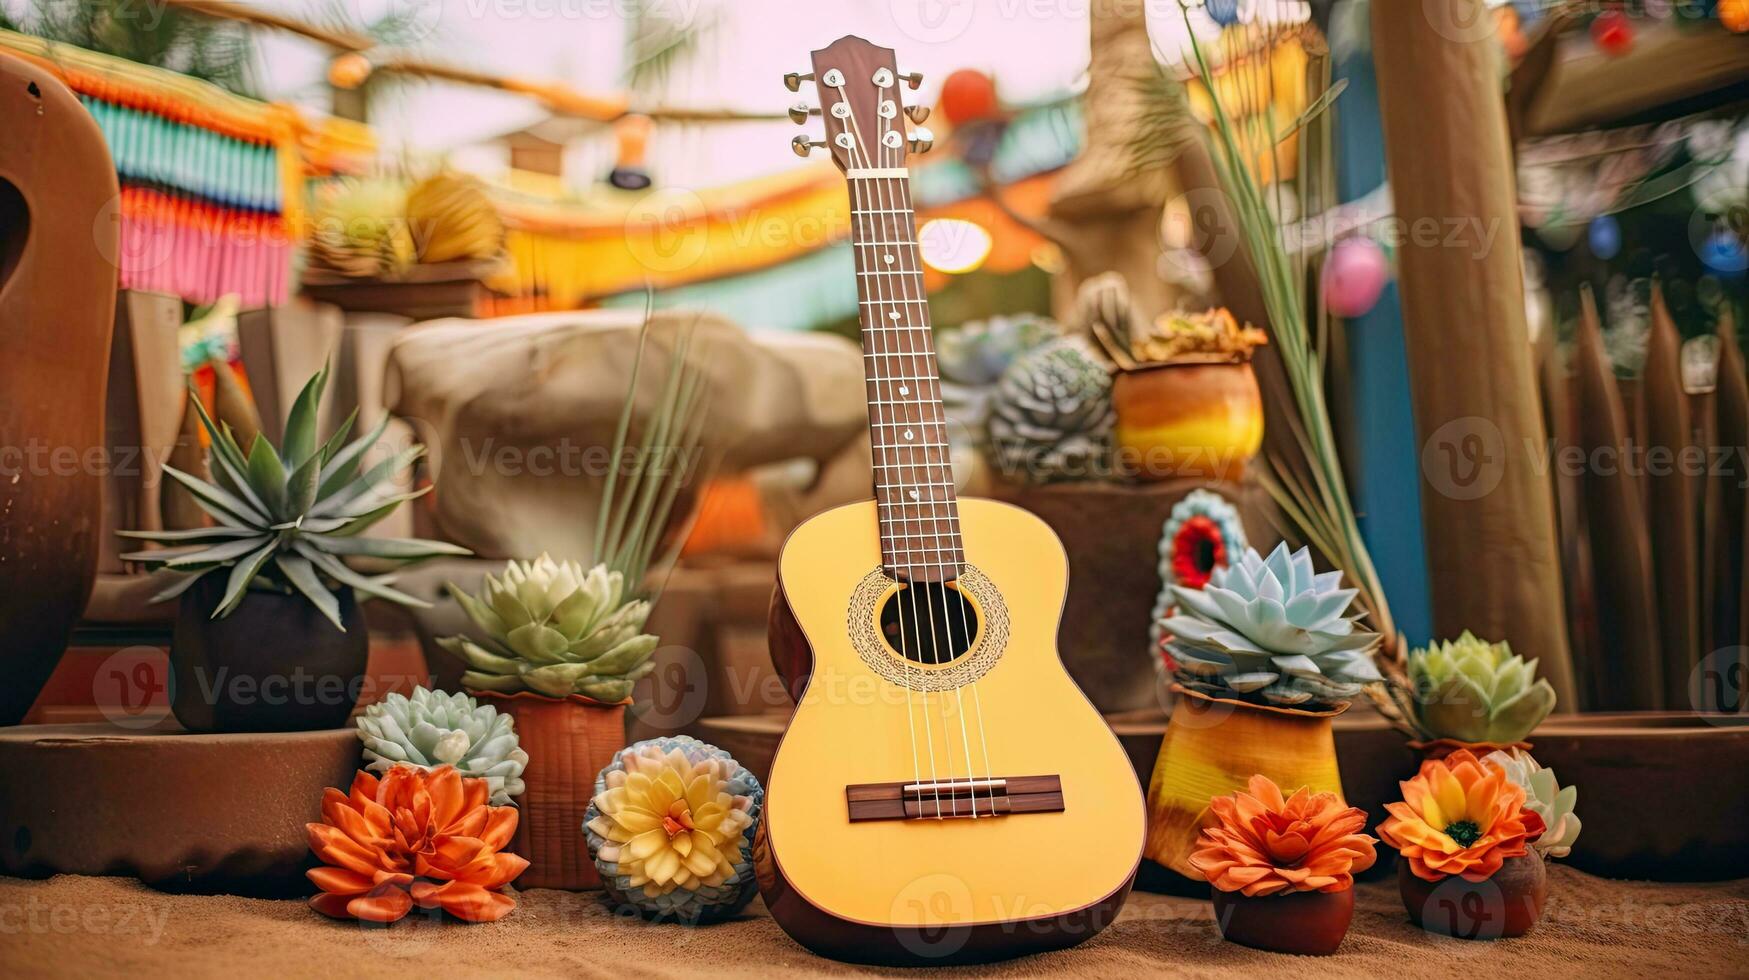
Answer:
[1529,711,1749,880]
[480,691,627,890]
[1211,886,1355,955]
[171,575,368,733]
[1398,851,1547,939]
[1112,361,1263,481]
[1145,685,1346,878]
[1408,737,1531,761]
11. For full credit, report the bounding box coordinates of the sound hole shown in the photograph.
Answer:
[879,581,979,665]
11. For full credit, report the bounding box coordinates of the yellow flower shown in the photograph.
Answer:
[587,745,753,897]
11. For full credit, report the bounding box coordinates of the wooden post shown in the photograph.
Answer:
[1371,1,1575,704]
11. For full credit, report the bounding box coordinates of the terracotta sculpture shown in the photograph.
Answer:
[0,54,119,724]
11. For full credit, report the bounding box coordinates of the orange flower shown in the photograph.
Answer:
[1188,775,1378,896]
[306,765,529,923]
[1379,750,1546,883]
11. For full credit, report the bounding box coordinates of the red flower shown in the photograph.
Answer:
[306,765,528,923]
[1171,515,1228,590]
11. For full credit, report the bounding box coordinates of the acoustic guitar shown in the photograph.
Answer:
[756,36,1143,966]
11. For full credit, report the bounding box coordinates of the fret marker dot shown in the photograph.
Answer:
[904,429,915,440]
[898,385,909,395]
[908,489,920,500]
[888,311,900,321]
[883,254,895,264]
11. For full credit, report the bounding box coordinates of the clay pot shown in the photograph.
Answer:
[1529,712,1749,880]
[1145,685,1346,878]
[1112,361,1263,481]
[1408,737,1531,761]
[171,574,368,733]
[1398,850,1547,939]
[480,691,627,890]
[1212,886,1355,955]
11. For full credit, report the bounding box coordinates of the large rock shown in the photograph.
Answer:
[383,308,867,561]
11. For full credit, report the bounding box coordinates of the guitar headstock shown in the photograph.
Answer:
[787,35,933,174]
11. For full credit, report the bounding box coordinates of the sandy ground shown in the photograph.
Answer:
[0,867,1745,978]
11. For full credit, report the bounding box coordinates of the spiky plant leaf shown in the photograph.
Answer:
[282,364,328,468]
[276,553,344,631]
[245,434,288,518]
[318,413,391,499]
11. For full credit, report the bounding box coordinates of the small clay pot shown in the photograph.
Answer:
[1112,360,1263,481]
[171,574,368,733]
[1211,886,1355,955]
[479,690,628,890]
[1397,850,1548,939]
[1407,738,1532,762]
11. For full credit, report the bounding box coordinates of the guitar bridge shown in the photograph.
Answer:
[845,775,1063,822]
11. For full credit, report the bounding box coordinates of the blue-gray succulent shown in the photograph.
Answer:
[1162,543,1382,708]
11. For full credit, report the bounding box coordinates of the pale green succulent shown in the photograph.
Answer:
[439,555,659,702]
[1399,631,1556,744]
[356,687,528,805]
[1162,542,1382,709]
[119,364,468,627]
[1483,750,1581,859]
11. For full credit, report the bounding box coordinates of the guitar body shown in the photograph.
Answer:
[758,497,1143,965]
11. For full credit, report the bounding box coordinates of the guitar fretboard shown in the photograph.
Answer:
[848,174,964,583]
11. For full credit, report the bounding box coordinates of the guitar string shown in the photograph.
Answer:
[855,103,958,820]
[886,168,993,818]
[835,76,939,818]
[868,102,961,819]
[871,97,982,818]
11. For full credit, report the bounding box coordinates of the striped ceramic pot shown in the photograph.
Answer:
[1144,685,1347,879]
[1112,360,1263,481]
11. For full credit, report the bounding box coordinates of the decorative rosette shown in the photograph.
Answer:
[1150,489,1248,673]
[584,736,762,922]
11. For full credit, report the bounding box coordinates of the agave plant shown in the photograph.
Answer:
[1395,632,1557,745]
[119,365,468,628]
[356,687,528,805]
[441,555,657,701]
[1161,542,1382,709]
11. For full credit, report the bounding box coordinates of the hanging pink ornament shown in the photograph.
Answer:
[1322,237,1389,317]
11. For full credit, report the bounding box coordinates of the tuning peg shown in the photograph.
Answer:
[904,104,930,124]
[787,103,819,124]
[791,135,826,157]
[899,71,923,90]
[783,71,814,92]
[907,127,934,154]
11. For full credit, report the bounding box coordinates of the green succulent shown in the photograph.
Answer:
[1161,542,1383,709]
[356,687,528,805]
[1398,631,1556,744]
[1482,750,1581,859]
[119,365,468,628]
[439,555,659,702]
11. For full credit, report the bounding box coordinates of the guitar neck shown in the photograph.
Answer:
[847,173,964,582]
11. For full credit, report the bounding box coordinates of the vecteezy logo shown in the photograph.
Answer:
[1690,647,1747,717]
[623,187,710,274]
[1421,416,1505,501]
[93,646,173,729]
[1162,188,1241,271]
[889,0,976,44]
[890,872,974,960]
[1421,0,1499,44]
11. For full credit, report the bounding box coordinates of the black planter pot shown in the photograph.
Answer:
[171,573,368,733]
